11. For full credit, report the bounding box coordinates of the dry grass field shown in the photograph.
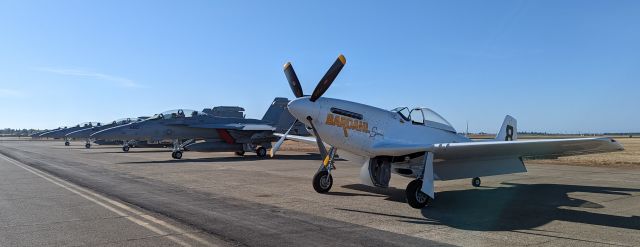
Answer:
[278,136,640,168]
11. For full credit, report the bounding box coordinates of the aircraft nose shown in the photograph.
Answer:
[287,97,318,121]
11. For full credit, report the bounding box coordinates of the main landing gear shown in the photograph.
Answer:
[235,151,245,156]
[64,141,70,146]
[122,145,130,152]
[255,147,267,158]
[171,151,183,159]
[85,143,91,149]
[405,179,431,209]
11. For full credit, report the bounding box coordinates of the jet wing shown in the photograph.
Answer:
[186,123,276,131]
[273,133,317,145]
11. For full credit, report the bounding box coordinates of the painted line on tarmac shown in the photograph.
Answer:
[0,154,218,247]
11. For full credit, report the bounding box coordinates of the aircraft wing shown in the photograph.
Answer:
[187,123,276,131]
[429,137,623,160]
[273,133,318,145]
[373,137,623,181]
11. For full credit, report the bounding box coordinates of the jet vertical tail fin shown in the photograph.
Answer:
[495,115,517,141]
[262,97,309,135]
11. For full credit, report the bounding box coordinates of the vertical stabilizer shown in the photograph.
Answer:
[262,97,310,135]
[495,115,517,141]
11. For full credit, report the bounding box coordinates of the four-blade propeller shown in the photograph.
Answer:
[271,54,346,157]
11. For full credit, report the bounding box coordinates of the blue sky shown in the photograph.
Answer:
[0,0,638,133]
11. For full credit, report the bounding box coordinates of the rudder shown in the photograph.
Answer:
[495,115,517,141]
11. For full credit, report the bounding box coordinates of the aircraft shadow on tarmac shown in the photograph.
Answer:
[116,153,338,164]
[338,182,640,231]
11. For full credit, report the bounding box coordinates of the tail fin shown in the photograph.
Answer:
[262,97,310,135]
[495,115,517,141]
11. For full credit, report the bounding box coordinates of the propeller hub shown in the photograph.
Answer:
[287,97,320,124]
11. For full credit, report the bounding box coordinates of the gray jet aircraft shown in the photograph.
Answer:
[65,117,146,148]
[91,97,307,159]
[39,122,102,146]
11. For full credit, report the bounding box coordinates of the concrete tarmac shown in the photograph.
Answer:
[0,139,639,246]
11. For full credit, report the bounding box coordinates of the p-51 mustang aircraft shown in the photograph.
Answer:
[271,54,624,209]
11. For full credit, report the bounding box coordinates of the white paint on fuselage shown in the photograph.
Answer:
[287,97,471,158]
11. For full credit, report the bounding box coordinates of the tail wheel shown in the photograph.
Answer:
[405,179,431,209]
[312,171,333,193]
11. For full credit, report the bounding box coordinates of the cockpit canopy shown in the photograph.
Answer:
[112,118,136,125]
[77,122,102,128]
[150,109,207,120]
[391,107,456,132]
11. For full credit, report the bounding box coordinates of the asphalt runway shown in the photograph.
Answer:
[1,139,639,246]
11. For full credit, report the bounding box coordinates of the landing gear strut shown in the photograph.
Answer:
[312,146,337,193]
[122,145,130,152]
[472,177,481,187]
[170,139,193,159]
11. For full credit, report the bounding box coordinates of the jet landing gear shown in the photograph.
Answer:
[171,151,183,159]
[85,143,91,149]
[472,177,481,187]
[170,139,193,160]
[255,147,267,158]
[312,147,337,193]
[64,140,70,146]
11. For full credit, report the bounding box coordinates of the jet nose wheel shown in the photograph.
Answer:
[256,147,267,158]
[405,179,431,209]
[122,145,130,152]
[85,143,91,149]
[235,151,245,156]
[312,171,333,193]
[64,141,70,146]
[472,177,481,187]
[172,151,183,159]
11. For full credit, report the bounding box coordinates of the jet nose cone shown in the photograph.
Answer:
[287,97,318,121]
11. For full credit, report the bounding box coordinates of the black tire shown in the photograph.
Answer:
[85,143,91,149]
[256,147,267,158]
[405,179,430,209]
[235,151,245,156]
[64,141,70,146]
[173,151,182,159]
[312,171,333,193]
[472,177,481,187]
[122,145,130,152]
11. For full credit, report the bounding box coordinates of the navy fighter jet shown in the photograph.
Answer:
[39,122,102,146]
[91,97,307,159]
[65,118,145,148]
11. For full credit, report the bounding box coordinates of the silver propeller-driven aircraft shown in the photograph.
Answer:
[91,97,307,159]
[271,54,625,209]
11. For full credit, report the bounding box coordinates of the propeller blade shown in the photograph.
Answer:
[310,54,346,102]
[269,120,298,157]
[284,62,304,98]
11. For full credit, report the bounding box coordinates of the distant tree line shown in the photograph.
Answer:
[0,128,43,136]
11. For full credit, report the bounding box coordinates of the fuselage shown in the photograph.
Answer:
[287,97,470,157]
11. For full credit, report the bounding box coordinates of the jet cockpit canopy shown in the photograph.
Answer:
[151,109,207,120]
[78,122,102,128]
